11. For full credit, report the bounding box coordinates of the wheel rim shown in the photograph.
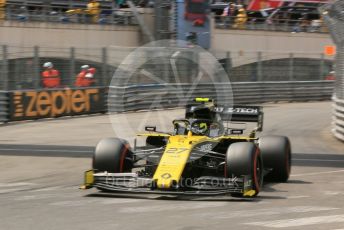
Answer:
[253,149,262,193]
[256,156,263,188]
[285,145,291,176]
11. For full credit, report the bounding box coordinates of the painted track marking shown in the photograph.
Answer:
[245,214,344,228]
[204,206,339,219]
[293,158,344,162]
[0,148,92,153]
[291,169,344,177]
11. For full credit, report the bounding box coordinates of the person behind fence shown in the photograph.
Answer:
[41,62,61,88]
[86,0,100,23]
[233,7,247,29]
[0,0,6,20]
[75,65,96,87]
[222,3,237,28]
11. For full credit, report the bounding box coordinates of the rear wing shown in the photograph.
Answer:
[215,105,264,132]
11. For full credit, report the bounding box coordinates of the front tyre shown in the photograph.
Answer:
[93,138,133,173]
[259,136,291,182]
[226,142,263,197]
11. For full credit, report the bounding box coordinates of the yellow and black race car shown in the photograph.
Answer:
[81,98,291,197]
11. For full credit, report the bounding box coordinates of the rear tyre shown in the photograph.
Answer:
[93,138,133,173]
[226,142,263,197]
[259,136,291,182]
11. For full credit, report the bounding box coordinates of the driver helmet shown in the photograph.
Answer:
[192,122,208,135]
[81,65,90,70]
[43,62,53,68]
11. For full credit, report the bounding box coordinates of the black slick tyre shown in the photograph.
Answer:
[226,142,263,197]
[259,135,291,182]
[93,138,133,173]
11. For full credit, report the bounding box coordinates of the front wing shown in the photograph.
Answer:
[81,171,257,197]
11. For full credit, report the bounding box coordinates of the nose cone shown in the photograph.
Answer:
[153,136,192,189]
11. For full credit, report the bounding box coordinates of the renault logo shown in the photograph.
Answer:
[161,173,172,179]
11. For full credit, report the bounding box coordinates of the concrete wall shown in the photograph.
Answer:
[0,21,140,48]
[211,26,335,66]
[0,18,335,68]
[212,28,333,53]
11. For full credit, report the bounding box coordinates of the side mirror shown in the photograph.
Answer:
[145,126,156,132]
[230,129,244,135]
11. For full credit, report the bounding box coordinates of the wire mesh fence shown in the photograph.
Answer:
[322,1,344,100]
[3,2,138,25]
[0,45,335,90]
[321,0,344,142]
[214,16,329,34]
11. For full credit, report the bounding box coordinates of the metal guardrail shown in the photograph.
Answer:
[3,2,138,25]
[0,91,9,123]
[0,81,334,123]
[214,16,329,34]
[332,96,344,142]
[108,81,334,112]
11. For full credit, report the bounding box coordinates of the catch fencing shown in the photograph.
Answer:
[214,16,329,34]
[3,1,138,25]
[108,81,334,113]
[0,45,334,91]
[322,0,344,142]
[332,96,344,141]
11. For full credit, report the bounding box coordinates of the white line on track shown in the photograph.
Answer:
[15,194,56,201]
[50,199,142,207]
[0,188,33,194]
[291,169,344,177]
[206,206,339,220]
[0,182,36,187]
[245,214,344,228]
[0,148,91,153]
[324,191,344,196]
[286,195,310,199]
[119,202,227,213]
[293,158,344,162]
[29,186,62,192]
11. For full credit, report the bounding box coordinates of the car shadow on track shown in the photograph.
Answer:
[85,192,287,202]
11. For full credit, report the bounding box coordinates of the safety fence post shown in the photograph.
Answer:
[225,51,232,79]
[319,53,325,80]
[33,46,40,88]
[1,45,8,91]
[257,51,263,81]
[101,47,108,87]
[70,47,75,86]
[289,53,294,81]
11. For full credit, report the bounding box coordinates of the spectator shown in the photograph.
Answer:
[299,15,310,32]
[75,65,96,87]
[41,62,61,88]
[233,7,247,29]
[222,3,237,28]
[310,17,323,32]
[325,71,335,81]
[0,0,5,20]
[116,0,125,8]
[87,0,100,23]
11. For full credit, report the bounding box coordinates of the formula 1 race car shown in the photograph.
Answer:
[81,98,291,197]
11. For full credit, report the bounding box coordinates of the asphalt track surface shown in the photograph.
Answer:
[0,102,343,230]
